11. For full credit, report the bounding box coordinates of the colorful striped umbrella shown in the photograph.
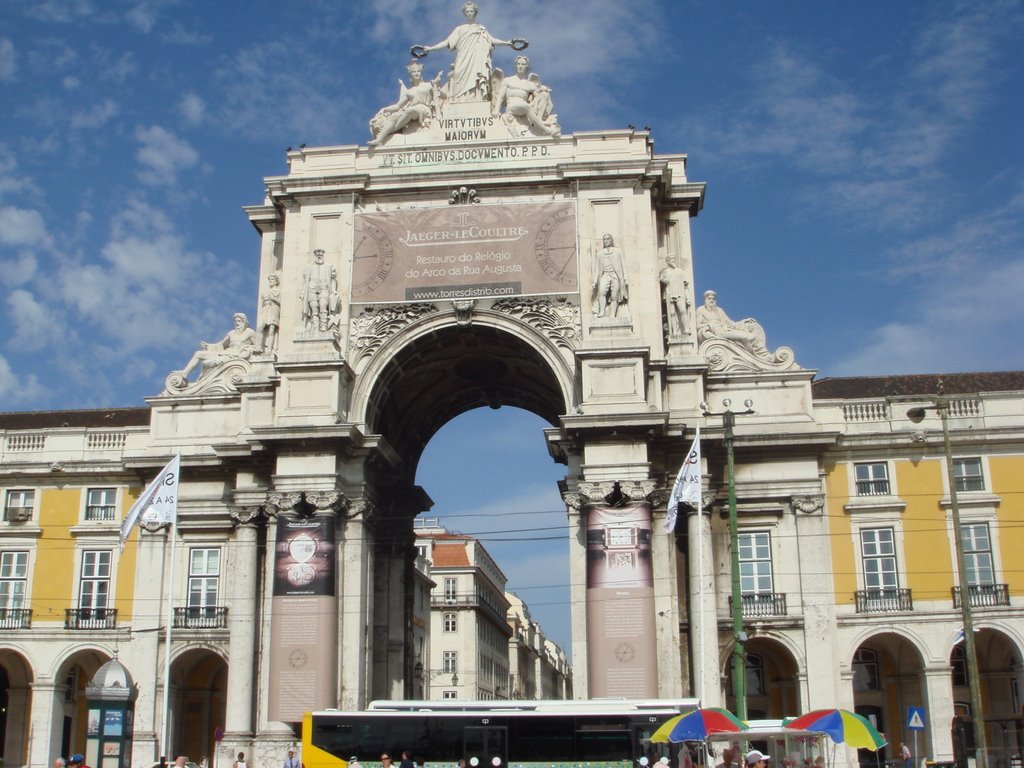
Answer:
[651,708,747,743]
[784,709,886,750]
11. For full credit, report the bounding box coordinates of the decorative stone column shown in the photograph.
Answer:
[688,493,721,705]
[27,679,61,768]
[923,663,956,761]
[562,491,589,698]
[223,504,262,756]
[339,499,376,709]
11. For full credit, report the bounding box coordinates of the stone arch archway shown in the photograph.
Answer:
[53,648,111,761]
[168,646,228,766]
[0,648,34,768]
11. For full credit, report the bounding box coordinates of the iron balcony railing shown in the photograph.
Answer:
[65,607,117,630]
[731,592,788,618]
[952,584,1010,608]
[173,606,229,629]
[855,588,913,613]
[0,607,32,629]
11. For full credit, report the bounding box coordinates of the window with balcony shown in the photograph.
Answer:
[70,550,114,628]
[855,462,890,496]
[4,489,35,522]
[0,551,29,628]
[182,547,223,627]
[953,458,985,492]
[443,577,457,603]
[85,488,117,521]
[857,527,911,611]
[442,650,458,675]
[739,531,773,594]
[963,523,994,586]
[443,611,457,632]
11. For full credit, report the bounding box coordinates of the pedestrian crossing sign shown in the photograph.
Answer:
[908,707,926,730]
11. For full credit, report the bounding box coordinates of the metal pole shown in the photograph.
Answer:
[939,400,988,768]
[725,410,746,720]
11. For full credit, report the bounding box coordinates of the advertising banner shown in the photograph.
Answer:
[268,515,337,722]
[351,200,577,303]
[585,501,658,697]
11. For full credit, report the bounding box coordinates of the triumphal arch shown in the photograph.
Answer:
[147,4,817,722]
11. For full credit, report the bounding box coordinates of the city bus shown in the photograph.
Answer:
[302,699,700,768]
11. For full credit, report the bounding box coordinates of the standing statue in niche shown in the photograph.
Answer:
[412,1,527,103]
[491,55,560,137]
[174,313,259,385]
[591,233,629,318]
[301,249,339,333]
[369,61,443,147]
[695,290,768,355]
[659,255,689,337]
[259,272,281,355]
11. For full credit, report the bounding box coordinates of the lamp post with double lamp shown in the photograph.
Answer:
[701,398,754,720]
[907,398,988,768]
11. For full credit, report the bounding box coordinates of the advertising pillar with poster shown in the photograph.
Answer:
[268,515,337,722]
[586,501,658,697]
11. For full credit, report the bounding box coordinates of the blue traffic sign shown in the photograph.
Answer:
[907,707,926,730]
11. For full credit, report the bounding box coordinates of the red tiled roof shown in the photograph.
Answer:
[0,407,151,430]
[431,542,470,567]
[812,371,1024,400]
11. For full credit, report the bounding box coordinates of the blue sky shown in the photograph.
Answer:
[2,0,1022,658]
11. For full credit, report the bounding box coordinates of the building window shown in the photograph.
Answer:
[442,690,458,700]
[860,528,898,591]
[85,488,117,521]
[4,489,34,522]
[444,577,457,602]
[0,551,29,616]
[962,523,994,586]
[442,650,458,675]
[443,611,457,632]
[855,462,890,496]
[188,548,220,609]
[951,645,968,687]
[738,532,773,594]
[745,652,765,696]
[852,648,880,691]
[79,550,111,613]
[953,458,985,492]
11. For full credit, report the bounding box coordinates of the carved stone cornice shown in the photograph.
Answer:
[699,338,798,374]
[345,498,378,525]
[561,492,583,514]
[492,297,581,350]
[265,492,303,518]
[449,186,481,205]
[307,490,348,515]
[577,480,655,505]
[792,494,825,515]
[351,304,438,362]
[701,491,716,511]
[228,504,263,526]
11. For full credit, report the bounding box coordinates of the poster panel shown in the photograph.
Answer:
[268,515,338,722]
[351,200,577,303]
[585,501,658,697]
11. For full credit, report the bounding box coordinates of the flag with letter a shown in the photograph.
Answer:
[664,429,701,533]
[119,453,180,550]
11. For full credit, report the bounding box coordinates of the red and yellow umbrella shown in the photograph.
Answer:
[651,708,747,743]
[784,709,886,750]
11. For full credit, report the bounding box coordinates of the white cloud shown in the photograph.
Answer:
[0,207,51,248]
[0,38,16,81]
[70,98,119,129]
[24,0,96,23]
[134,125,199,186]
[5,289,61,349]
[57,197,245,353]
[178,92,205,126]
[0,354,44,407]
[0,251,39,286]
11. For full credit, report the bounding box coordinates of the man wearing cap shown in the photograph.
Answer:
[746,751,770,768]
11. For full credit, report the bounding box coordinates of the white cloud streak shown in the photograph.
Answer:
[134,125,199,186]
[0,37,16,81]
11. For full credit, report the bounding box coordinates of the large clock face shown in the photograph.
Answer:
[352,219,394,297]
[534,207,578,287]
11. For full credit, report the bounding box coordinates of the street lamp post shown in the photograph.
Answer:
[908,398,988,768]
[703,398,754,721]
